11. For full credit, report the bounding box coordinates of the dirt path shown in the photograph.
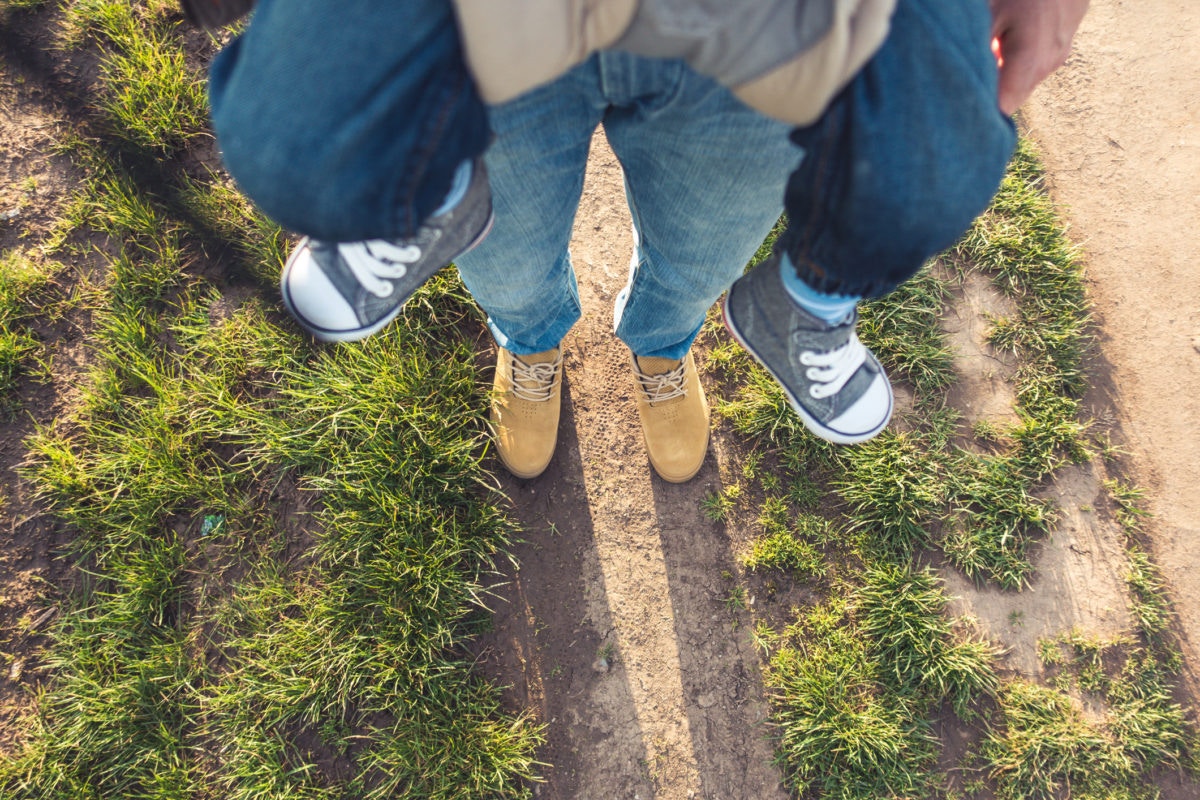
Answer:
[1021,0,1200,692]
[473,134,790,799]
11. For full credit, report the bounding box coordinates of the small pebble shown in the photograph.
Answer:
[592,658,609,673]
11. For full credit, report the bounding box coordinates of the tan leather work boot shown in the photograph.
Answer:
[632,351,710,483]
[490,347,563,479]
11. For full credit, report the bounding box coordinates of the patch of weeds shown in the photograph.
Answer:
[722,584,748,613]
[716,364,812,446]
[750,619,778,655]
[1125,547,1171,637]
[785,471,822,510]
[971,418,1010,448]
[63,1,208,150]
[1107,654,1189,773]
[854,564,998,717]
[942,452,1051,589]
[1009,387,1090,479]
[983,659,1188,800]
[839,430,946,559]
[1036,637,1066,668]
[1022,628,1191,785]
[701,488,736,522]
[742,528,824,577]
[859,265,955,396]
[178,173,289,287]
[1105,478,1150,536]
[983,680,1132,800]
[741,499,826,578]
[0,248,56,404]
[958,140,1091,398]
[766,597,938,799]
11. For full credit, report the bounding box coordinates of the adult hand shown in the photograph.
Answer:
[990,0,1090,115]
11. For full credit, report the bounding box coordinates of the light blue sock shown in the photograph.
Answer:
[778,253,860,324]
[431,159,473,216]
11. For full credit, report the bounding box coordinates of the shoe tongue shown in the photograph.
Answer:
[636,356,681,376]
[518,349,560,366]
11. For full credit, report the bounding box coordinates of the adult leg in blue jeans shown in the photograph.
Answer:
[454,52,800,482]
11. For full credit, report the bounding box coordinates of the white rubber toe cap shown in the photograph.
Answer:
[282,244,359,332]
[827,372,893,440]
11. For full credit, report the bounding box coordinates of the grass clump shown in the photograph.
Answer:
[854,564,997,716]
[838,430,945,559]
[0,249,55,404]
[63,0,209,150]
[764,572,999,799]
[741,499,827,578]
[942,453,1052,589]
[959,140,1090,399]
[983,680,1134,800]
[1125,547,1171,637]
[766,597,937,799]
[858,265,955,396]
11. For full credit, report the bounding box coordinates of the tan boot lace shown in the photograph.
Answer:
[633,359,688,403]
[509,352,562,402]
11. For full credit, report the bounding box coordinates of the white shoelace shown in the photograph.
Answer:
[341,240,423,298]
[510,354,562,402]
[798,335,868,399]
[634,361,689,403]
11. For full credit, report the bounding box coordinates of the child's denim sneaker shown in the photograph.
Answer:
[723,254,893,444]
[281,158,492,342]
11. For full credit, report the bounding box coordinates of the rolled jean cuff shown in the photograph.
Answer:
[778,0,1017,299]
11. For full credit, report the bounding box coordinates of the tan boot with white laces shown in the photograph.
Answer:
[632,350,710,483]
[490,347,563,479]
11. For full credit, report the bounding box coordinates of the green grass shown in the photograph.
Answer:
[0,6,543,795]
[63,1,209,150]
[0,249,55,405]
[1,4,1195,798]
[724,137,1195,798]
[766,596,939,799]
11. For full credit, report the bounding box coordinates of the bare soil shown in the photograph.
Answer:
[1020,0,1200,698]
[1,2,1199,798]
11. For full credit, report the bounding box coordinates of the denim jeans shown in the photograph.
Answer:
[454,53,800,359]
[207,0,489,241]
[208,0,1014,339]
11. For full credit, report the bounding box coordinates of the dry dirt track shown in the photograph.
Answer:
[1022,0,1200,693]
